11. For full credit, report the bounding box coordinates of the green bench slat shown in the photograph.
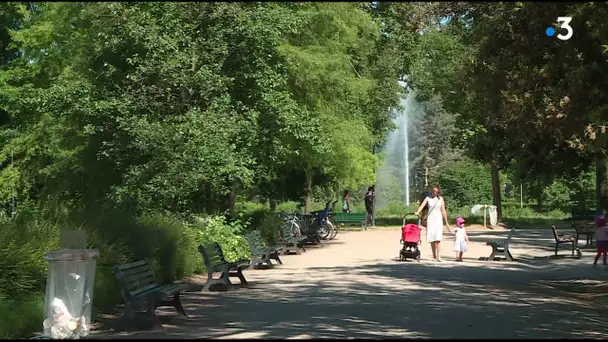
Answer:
[200,242,251,271]
[112,258,191,329]
[130,283,160,298]
[201,243,228,272]
[333,213,366,223]
[159,283,192,295]
[245,231,273,255]
[113,259,192,299]
[115,259,149,271]
[232,259,252,268]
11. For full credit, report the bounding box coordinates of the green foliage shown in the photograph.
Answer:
[2,2,606,338]
[432,158,493,208]
[566,169,596,209]
[275,201,302,214]
[190,215,251,263]
[0,212,59,297]
[0,209,206,327]
[0,293,44,339]
[501,205,568,221]
[542,180,571,208]
[256,213,285,246]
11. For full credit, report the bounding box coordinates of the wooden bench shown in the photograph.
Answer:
[278,223,307,255]
[575,225,596,246]
[552,225,582,258]
[245,230,283,269]
[485,228,515,261]
[332,212,367,229]
[112,259,192,331]
[570,209,597,246]
[198,242,250,291]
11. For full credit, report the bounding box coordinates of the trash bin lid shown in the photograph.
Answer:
[44,249,99,261]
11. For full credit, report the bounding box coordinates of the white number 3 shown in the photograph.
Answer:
[557,17,573,41]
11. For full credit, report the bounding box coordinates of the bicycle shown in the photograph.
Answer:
[278,212,302,239]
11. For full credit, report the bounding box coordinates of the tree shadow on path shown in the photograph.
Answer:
[91,255,608,339]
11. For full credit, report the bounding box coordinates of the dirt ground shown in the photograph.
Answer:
[90,228,608,339]
[373,224,508,232]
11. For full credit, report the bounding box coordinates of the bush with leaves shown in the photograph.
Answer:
[190,216,251,262]
[432,158,493,208]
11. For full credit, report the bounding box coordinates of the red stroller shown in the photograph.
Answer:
[399,213,421,262]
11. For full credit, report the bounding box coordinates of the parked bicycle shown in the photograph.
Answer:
[278,211,302,239]
[320,200,339,240]
[278,201,337,243]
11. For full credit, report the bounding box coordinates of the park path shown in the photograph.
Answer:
[92,227,608,339]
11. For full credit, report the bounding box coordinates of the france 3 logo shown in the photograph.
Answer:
[545,17,573,41]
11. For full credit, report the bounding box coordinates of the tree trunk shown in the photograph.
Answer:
[305,170,313,214]
[269,198,277,212]
[596,152,606,216]
[490,163,503,222]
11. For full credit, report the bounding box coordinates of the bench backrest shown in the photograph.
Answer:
[245,231,267,255]
[333,212,366,222]
[551,225,560,241]
[112,259,160,300]
[198,242,227,272]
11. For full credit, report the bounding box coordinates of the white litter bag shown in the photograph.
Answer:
[488,205,498,226]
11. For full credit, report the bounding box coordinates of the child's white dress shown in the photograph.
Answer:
[453,227,468,252]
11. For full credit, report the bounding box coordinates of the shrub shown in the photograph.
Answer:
[190,215,251,262]
[0,217,59,298]
[542,180,571,208]
[0,293,44,339]
[234,201,267,216]
[256,212,284,246]
[432,159,493,208]
[0,206,225,339]
[84,211,203,308]
[275,201,301,214]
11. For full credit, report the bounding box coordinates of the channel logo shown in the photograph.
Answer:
[545,17,573,41]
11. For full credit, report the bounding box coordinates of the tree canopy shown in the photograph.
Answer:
[1,1,607,219]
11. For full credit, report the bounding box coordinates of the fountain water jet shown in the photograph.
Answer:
[375,86,418,212]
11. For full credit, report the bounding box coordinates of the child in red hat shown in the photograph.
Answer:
[453,217,469,262]
[593,215,608,270]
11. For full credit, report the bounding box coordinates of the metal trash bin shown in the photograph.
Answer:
[42,249,99,339]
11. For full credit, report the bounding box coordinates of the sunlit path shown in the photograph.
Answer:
[91,228,608,339]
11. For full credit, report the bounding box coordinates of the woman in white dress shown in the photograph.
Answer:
[415,184,450,262]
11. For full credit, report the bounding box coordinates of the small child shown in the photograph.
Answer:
[453,217,469,262]
[593,216,608,270]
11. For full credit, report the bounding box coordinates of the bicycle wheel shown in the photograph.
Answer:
[319,220,333,240]
[327,221,338,240]
[290,221,302,238]
[318,222,331,240]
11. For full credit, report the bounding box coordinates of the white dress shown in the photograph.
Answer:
[453,227,468,252]
[425,196,444,242]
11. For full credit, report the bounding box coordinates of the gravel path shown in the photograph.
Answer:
[91,228,608,339]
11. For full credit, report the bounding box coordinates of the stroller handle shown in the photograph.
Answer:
[403,213,420,219]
